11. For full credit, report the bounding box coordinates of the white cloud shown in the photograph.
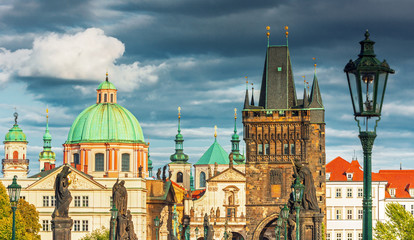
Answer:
[0,28,164,91]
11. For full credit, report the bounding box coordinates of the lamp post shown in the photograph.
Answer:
[281,204,289,240]
[275,217,283,240]
[110,202,118,240]
[154,216,160,240]
[183,215,190,240]
[292,177,305,240]
[344,30,394,240]
[7,175,21,240]
[195,226,199,239]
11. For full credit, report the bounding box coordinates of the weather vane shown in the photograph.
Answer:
[214,125,217,138]
[13,107,18,125]
[234,108,237,119]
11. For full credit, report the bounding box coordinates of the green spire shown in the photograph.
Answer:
[170,107,189,163]
[148,148,153,177]
[4,112,27,143]
[231,109,245,164]
[39,108,56,162]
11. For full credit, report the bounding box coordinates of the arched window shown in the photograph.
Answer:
[258,144,263,155]
[95,153,104,172]
[264,143,270,155]
[13,151,18,159]
[110,94,113,103]
[122,153,130,172]
[284,144,289,155]
[290,143,295,155]
[200,171,206,188]
[104,94,107,102]
[73,153,80,165]
[98,93,101,103]
[177,172,183,183]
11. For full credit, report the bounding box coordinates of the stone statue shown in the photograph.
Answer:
[52,166,72,218]
[168,170,172,180]
[113,179,128,216]
[287,213,296,240]
[295,163,319,211]
[138,165,143,178]
[208,165,212,179]
[216,207,220,219]
[190,207,194,218]
[203,213,209,238]
[160,206,169,232]
[162,165,167,181]
[210,207,215,219]
[126,210,138,240]
[157,168,161,180]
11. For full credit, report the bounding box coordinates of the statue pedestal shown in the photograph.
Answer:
[299,211,324,240]
[159,229,169,240]
[52,217,73,240]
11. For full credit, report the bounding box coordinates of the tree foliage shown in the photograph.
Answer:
[0,181,41,240]
[374,202,414,240]
[80,226,110,240]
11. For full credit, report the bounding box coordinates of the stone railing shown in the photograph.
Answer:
[2,159,29,165]
[191,216,246,224]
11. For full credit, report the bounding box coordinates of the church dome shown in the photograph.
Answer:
[65,77,144,144]
[5,124,27,143]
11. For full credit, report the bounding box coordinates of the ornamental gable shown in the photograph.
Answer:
[208,167,245,182]
[27,165,106,190]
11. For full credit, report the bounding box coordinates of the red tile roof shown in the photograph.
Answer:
[327,157,414,199]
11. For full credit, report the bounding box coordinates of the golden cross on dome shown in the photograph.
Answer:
[178,106,181,119]
[234,108,237,119]
[214,125,217,138]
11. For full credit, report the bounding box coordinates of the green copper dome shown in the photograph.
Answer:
[97,79,117,90]
[65,103,144,144]
[4,124,27,143]
[195,139,237,165]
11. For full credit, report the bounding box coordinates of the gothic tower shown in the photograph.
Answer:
[243,42,326,238]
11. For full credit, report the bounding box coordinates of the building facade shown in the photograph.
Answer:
[243,45,326,239]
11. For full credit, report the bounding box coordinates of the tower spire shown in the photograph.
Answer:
[244,77,250,109]
[302,76,308,107]
[39,108,56,171]
[309,60,324,108]
[250,83,255,106]
[231,108,245,164]
[170,107,189,163]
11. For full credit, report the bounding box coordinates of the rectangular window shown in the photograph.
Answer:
[51,196,56,207]
[42,220,49,231]
[74,220,80,231]
[389,188,396,197]
[358,188,363,197]
[336,233,342,240]
[284,144,289,155]
[336,209,342,220]
[82,196,89,207]
[347,209,353,220]
[122,153,130,171]
[43,196,49,207]
[347,188,353,198]
[326,188,331,198]
[358,209,363,219]
[264,144,270,155]
[290,143,295,155]
[95,153,105,172]
[347,233,353,240]
[336,188,342,198]
[326,233,331,240]
[82,220,89,231]
[411,205,414,215]
[258,144,263,155]
[19,196,25,200]
[358,233,363,240]
[74,196,81,207]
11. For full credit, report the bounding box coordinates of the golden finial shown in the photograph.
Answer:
[245,76,248,84]
[234,108,237,119]
[285,26,289,37]
[313,58,317,72]
[266,26,270,31]
[214,125,217,138]
[46,106,49,118]
[266,26,270,47]
[178,106,181,119]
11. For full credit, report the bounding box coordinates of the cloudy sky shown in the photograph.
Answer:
[0,0,413,176]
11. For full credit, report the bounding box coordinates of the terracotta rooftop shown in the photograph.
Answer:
[327,157,414,199]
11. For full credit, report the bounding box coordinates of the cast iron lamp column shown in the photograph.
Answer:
[154,216,160,240]
[7,176,21,240]
[195,226,199,239]
[292,178,304,240]
[344,30,394,240]
[281,204,289,240]
[110,202,118,240]
[275,217,283,240]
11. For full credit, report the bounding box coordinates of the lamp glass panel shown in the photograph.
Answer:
[276,217,283,227]
[295,188,301,201]
[375,72,387,114]
[360,72,375,113]
[347,72,360,114]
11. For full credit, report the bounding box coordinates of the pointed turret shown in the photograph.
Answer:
[258,46,297,109]
[302,78,309,107]
[244,79,250,109]
[39,108,56,172]
[250,84,255,106]
[308,73,323,108]
[231,109,245,164]
[170,107,189,163]
[190,167,194,191]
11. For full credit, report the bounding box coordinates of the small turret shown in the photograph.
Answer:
[39,108,56,172]
[231,109,245,164]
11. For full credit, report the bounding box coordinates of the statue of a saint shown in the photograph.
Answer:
[156,168,161,180]
[162,165,167,181]
[216,207,220,219]
[113,179,128,216]
[295,163,319,211]
[126,210,138,240]
[52,166,72,218]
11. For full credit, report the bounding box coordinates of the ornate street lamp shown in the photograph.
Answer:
[154,216,160,240]
[292,178,305,240]
[195,226,199,239]
[281,204,289,240]
[275,217,283,240]
[110,202,118,240]
[7,175,21,240]
[344,30,394,240]
[183,215,190,240]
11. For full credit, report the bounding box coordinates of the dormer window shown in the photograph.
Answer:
[326,172,331,180]
[347,173,353,181]
[409,189,414,197]
[389,188,396,197]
